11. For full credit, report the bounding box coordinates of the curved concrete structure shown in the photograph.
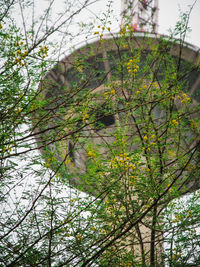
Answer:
[34,32,200,265]
[36,32,200,195]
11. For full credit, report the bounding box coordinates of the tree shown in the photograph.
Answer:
[0,0,200,266]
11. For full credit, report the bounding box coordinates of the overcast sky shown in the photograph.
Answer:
[13,0,200,51]
[159,0,200,47]
[117,0,199,47]
[78,0,200,47]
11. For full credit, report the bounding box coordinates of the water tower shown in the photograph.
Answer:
[36,0,200,264]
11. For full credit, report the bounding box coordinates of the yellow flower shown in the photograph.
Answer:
[82,113,89,121]
[87,150,96,158]
[143,135,148,141]
[102,26,105,30]
[45,162,50,168]
[171,119,178,126]
[94,31,99,35]
[76,234,82,242]
[107,27,111,31]
[181,97,190,103]
[110,89,115,95]
[168,150,175,157]
[65,158,70,164]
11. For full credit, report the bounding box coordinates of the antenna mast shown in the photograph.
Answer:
[121,0,159,33]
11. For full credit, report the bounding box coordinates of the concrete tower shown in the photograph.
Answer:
[36,1,200,265]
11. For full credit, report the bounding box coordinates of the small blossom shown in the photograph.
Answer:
[82,113,89,121]
[171,119,178,126]
[76,234,82,242]
[87,150,96,158]
[150,142,155,145]
[65,159,71,164]
[143,135,148,141]
[45,162,50,168]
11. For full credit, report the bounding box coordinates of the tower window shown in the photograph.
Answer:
[94,112,115,130]
[68,141,75,163]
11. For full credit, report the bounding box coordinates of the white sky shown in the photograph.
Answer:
[106,0,200,47]
[159,0,200,48]
[62,0,200,53]
[13,0,200,53]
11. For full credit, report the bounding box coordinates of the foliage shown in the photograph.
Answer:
[0,0,200,266]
